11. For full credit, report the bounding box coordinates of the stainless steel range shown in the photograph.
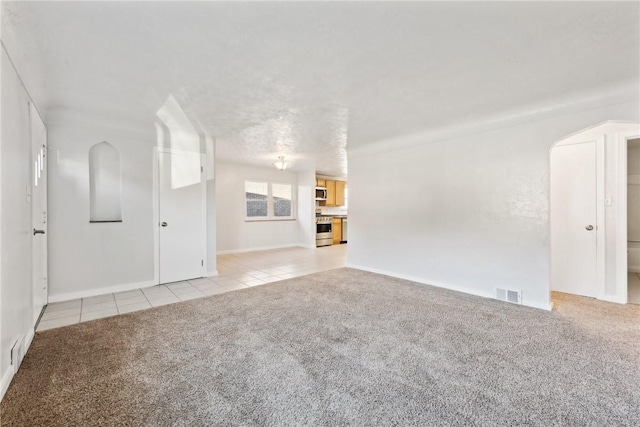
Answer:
[316,217,333,247]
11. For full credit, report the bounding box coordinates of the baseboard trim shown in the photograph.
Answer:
[346,263,552,311]
[0,324,37,404]
[25,327,35,354]
[217,244,310,255]
[525,300,554,311]
[206,270,219,277]
[601,294,627,304]
[0,366,14,403]
[48,280,157,303]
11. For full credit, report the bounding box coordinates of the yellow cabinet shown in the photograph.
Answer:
[325,180,336,206]
[333,218,342,244]
[316,178,346,207]
[335,181,346,206]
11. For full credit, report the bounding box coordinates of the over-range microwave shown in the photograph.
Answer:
[315,187,327,201]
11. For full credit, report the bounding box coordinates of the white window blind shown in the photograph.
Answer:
[245,181,269,218]
[272,183,292,217]
[245,181,295,220]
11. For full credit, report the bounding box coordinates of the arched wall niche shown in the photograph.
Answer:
[89,141,122,222]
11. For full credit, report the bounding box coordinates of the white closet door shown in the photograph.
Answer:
[158,149,205,284]
[31,103,48,323]
[550,141,597,297]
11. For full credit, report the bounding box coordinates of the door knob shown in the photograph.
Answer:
[161,222,168,227]
[585,225,594,231]
[33,228,45,235]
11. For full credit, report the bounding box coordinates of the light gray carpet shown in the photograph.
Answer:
[2,268,639,426]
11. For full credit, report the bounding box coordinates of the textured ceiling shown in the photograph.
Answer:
[2,1,639,176]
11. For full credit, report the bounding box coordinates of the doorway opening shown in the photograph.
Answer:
[626,138,640,304]
[154,95,207,285]
[549,121,640,306]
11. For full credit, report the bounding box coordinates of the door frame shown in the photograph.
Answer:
[615,129,640,304]
[549,136,605,300]
[29,101,48,325]
[550,121,640,305]
[152,147,207,285]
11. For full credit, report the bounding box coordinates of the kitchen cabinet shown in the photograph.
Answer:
[316,177,347,206]
[335,181,346,206]
[325,180,336,205]
[332,218,342,244]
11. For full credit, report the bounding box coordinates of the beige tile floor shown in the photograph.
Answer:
[37,244,347,332]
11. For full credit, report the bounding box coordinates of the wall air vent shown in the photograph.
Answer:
[496,288,522,305]
[11,336,25,374]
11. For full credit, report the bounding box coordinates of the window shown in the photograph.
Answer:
[245,181,269,218]
[272,183,292,217]
[245,181,295,220]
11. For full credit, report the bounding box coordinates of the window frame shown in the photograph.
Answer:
[244,180,296,222]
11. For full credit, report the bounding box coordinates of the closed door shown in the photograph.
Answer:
[550,141,597,297]
[31,103,48,323]
[158,150,205,284]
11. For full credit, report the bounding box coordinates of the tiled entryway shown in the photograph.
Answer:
[37,245,347,331]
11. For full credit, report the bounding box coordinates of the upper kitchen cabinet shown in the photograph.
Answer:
[317,178,346,206]
[325,180,336,205]
[335,181,346,206]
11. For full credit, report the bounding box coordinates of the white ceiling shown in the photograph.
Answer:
[2,1,638,177]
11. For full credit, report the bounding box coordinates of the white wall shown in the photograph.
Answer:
[47,116,219,300]
[1,13,5,398]
[206,136,217,275]
[348,100,640,310]
[297,170,316,248]
[47,121,156,300]
[0,45,38,399]
[216,161,308,253]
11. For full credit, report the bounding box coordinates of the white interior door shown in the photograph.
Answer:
[158,149,205,284]
[30,103,48,323]
[550,141,597,297]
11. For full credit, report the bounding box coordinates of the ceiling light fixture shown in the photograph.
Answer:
[274,156,288,171]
